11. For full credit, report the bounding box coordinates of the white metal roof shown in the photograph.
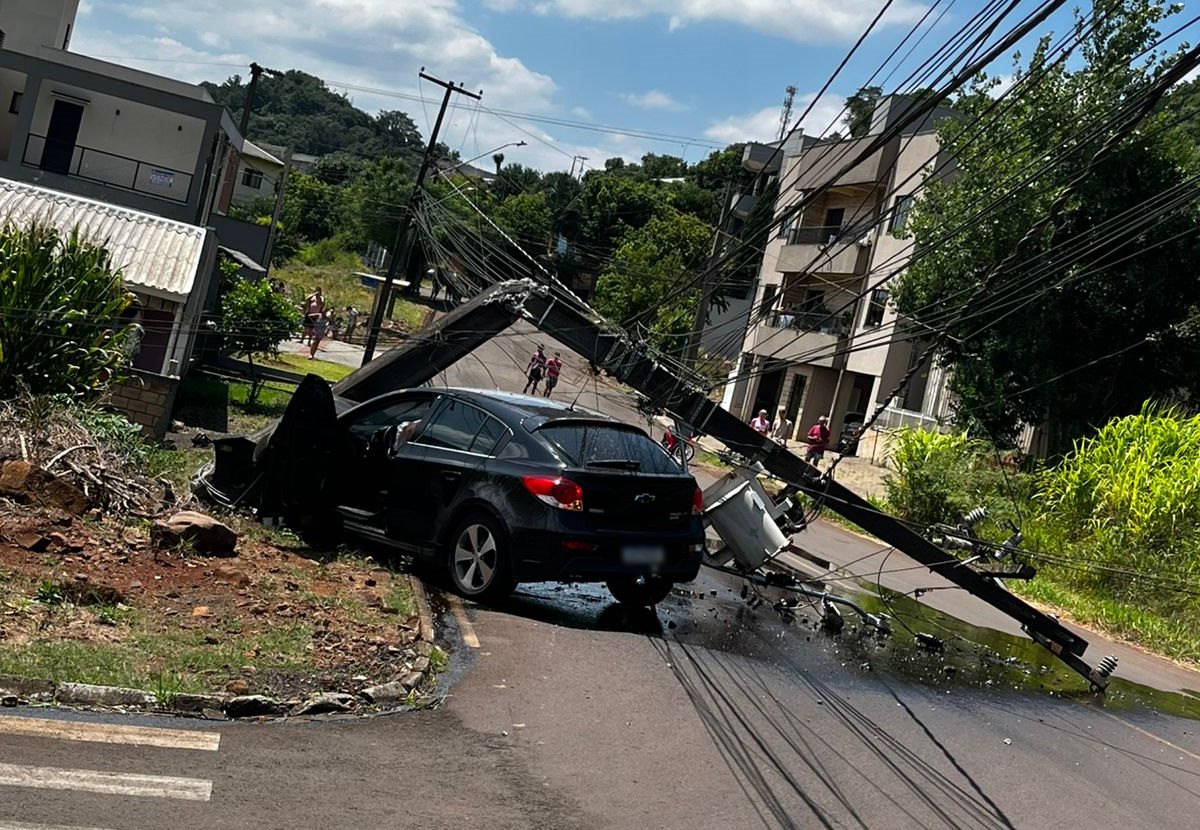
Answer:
[0,177,208,299]
[241,140,284,167]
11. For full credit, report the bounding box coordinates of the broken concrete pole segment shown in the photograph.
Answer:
[151,510,238,556]
[224,695,282,718]
[0,460,89,514]
[56,683,157,708]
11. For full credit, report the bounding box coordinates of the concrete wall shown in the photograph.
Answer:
[0,0,79,54]
[104,369,179,438]
[231,155,280,207]
[0,67,25,158]
[24,82,205,203]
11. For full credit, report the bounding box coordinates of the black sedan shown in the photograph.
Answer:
[197,379,705,606]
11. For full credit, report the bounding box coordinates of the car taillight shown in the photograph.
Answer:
[522,475,584,511]
[692,487,704,516]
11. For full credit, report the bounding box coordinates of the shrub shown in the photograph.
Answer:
[1032,404,1200,604]
[218,277,301,402]
[0,223,135,397]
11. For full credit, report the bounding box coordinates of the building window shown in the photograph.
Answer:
[778,213,795,240]
[864,288,889,328]
[8,92,20,115]
[241,168,264,189]
[889,194,914,235]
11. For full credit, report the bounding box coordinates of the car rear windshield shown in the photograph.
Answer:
[537,423,680,474]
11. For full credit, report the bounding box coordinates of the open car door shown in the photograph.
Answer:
[256,374,340,527]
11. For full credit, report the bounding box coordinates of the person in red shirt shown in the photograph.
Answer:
[543,352,563,397]
[805,415,831,466]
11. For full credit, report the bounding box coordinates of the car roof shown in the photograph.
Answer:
[441,388,626,429]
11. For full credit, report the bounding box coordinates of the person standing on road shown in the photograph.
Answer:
[750,409,771,435]
[309,311,330,359]
[771,408,793,447]
[543,352,563,397]
[343,306,359,342]
[804,415,831,466]
[523,344,548,394]
[302,287,325,345]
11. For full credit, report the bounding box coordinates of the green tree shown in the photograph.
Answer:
[346,156,414,250]
[0,224,135,397]
[844,86,882,137]
[894,0,1200,453]
[218,274,301,402]
[641,153,688,179]
[494,192,552,259]
[593,209,712,352]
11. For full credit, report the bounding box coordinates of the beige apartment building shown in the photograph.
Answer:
[723,95,959,441]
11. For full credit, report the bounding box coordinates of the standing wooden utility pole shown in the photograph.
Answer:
[361,71,481,365]
[263,148,293,275]
[239,63,264,136]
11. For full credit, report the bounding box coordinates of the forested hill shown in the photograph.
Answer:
[203,69,425,165]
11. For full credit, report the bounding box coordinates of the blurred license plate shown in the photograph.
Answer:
[622,545,665,566]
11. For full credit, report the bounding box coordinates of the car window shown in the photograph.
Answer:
[471,415,509,456]
[537,424,679,474]
[346,396,436,438]
[416,400,496,453]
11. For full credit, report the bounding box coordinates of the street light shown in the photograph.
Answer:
[437,141,527,177]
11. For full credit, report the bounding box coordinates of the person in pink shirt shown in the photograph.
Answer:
[750,409,771,435]
[805,415,831,466]
[543,352,563,397]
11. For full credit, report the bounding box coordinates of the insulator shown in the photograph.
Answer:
[962,506,989,528]
[1096,655,1118,679]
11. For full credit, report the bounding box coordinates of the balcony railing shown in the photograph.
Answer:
[765,309,851,337]
[22,134,193,205]
[787,224,842,245]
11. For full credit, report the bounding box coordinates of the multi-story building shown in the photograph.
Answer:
[723,95,958,441]
[0,0,261,434]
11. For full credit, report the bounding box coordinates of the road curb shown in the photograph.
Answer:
[409,573,436,643]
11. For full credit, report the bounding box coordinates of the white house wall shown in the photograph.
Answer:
[0,0,79,54]
[26,83,205,203]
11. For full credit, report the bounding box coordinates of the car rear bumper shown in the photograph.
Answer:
[508,527,704,584]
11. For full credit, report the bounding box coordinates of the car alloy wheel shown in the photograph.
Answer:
[448,514,515,600]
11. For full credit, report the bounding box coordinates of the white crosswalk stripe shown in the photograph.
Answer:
[0,716,219,751]
[0,762,211,801]
[0,713,222,824]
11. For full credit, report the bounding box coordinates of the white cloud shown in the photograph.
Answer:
[704,92,847,143]
[620,89,688,111]
[496,0,928,43]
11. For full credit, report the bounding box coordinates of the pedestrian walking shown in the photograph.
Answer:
[750,409,771,435]
[543,352,563,397]
[771,408,793,447]
[523,344,548,394]
[309,310,330,359]
[804,415,831,466]
[302,287,325,345]
[343,305,359,341]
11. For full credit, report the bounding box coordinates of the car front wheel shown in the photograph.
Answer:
[606,575,673,607]
[447,513,515,601]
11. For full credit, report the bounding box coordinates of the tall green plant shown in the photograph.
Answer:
[0,223,134,397]
[1035,404,1200,601]
[218,276,301,403]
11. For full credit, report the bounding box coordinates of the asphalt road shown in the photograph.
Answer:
[4,300,1184,828]
[2,570,1199,829]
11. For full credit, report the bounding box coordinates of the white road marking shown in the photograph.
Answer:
[0,822,118,830]
[0,763,211,802]
[0,716,219,752]
[446,594,480,648]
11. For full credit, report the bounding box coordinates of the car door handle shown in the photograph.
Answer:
[441,470,462,484]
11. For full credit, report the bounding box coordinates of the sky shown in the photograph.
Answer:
[70,1,1114,172]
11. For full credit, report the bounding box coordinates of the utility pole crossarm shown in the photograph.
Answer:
[361,71,482,365]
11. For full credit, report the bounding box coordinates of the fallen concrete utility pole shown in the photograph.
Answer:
[325,280,1116,689]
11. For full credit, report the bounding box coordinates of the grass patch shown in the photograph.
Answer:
[0,623,314,694]
[273,261,430,334]
[267,352,354,382]
[1012,578,1200,666]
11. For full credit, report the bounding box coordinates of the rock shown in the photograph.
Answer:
[1,695,18,707]
[151,511,238,556]
[415,640,433,658]
[291,692,356,716]
[49,532,83,551]
[400,671,424,690]
[0,460,89,514]
[129,580,143,590]
[200,708,226,720]
[359,681,410,704]
[171,693,227,714]
[191,606,212,617]
[225,695,282,719]
[0,675,55,698]
[411,656,431,674]
[15,532,49,552]
[57,682,156,708]
[225,678,250,696]
[213,566,251,587]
